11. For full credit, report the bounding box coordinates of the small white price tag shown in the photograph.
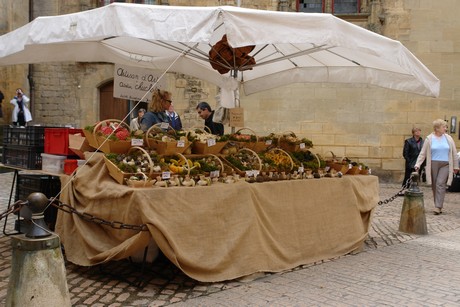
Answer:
[207,138,216,147]
[299,143,306,149]
[210,170,220,178]
[162,171,171,180]
[298,166,304,173]
[160,122,169,129]
[348,164,353,169]
[368,169,372,174]
[265,139,272,145]
[177,140,185,148]
[131,138,143,146]
[358,165,362,170]
[324,166,330,172]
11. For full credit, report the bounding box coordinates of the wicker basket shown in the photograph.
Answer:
[325,151,350,175]
[261,148,294,172]
[94,119,132,154]
[229,127,271,153]
[223,147,262,176]
[277,131,312,153]
[347,165,361,175]
[165,153,191,176]
[104,146,154,184]
[83,128,98,149]
[125,172,154,188]
[144,124,190,155]
[186,154,225,177]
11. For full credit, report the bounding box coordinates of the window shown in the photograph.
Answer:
[99,0,156,6]
[298,0,323,13]
[297,0,360,14]
[334,0,359,14]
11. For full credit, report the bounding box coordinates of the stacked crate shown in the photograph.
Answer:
[15,174,61,231]
[2,126,47,169]
[43,127,83,174]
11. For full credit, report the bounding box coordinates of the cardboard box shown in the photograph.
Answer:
[69,133,94,159]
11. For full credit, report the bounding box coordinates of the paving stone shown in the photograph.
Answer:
[0,171,460,305]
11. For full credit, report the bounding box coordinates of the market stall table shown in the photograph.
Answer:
[56,153,379,282]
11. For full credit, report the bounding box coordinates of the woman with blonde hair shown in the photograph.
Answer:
[415,119,459,214]
[140,89,172,131]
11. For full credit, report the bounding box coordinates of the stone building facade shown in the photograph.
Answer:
[0,0,459,182]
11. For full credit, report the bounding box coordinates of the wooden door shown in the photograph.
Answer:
[99,81,129,122]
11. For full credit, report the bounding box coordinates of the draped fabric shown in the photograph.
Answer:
[56,153,379,282]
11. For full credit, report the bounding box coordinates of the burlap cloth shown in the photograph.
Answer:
[56,153,379,282]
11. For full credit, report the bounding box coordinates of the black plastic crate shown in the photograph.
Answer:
[3,126,47,146]
[2,145,43,169]
[15,174,61,201]
[15,174,61,231]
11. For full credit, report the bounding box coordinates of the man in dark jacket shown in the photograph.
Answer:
[196,101,224,136]
[401,127,424,193]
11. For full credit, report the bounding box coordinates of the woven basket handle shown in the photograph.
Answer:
[238,147,262,171]
[277,130,297,145]
[267,147,294,171]
[233,127,258,140]
[172,153,191,175]
[191,126,212,135]
[206,154,225,174]
[128,146,154,178]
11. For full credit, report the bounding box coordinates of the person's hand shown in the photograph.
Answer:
[454,169,459,174]
[414,166,419,171]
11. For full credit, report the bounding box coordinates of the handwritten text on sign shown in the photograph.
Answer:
[113,64,166,102]
[229,108,244,127]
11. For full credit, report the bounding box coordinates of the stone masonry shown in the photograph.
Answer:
[0,0,459,182]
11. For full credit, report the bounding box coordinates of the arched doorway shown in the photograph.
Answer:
[99,81,148,123]
[99,81,129,122]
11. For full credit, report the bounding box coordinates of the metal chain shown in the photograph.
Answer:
[0,200,26,221]
[377,177,412,206]
[0,176,415,225]
[49,199,148,231]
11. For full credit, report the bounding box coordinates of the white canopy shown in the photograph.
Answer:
[0,3,440,105]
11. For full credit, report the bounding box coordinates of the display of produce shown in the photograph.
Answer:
[277,131,313,152]
[259,148,294,172]
[97,126,370,187]
[84,119,135,154]
[229,128,273,153]
[144,124,191,155]
[223,148,262,175]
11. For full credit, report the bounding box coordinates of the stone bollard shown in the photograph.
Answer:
[6,192,71,307]
[398,172,428,235]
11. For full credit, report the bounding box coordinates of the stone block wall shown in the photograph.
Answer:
[0,0,459,183]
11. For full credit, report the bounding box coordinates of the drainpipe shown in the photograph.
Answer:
[28,0,35,119]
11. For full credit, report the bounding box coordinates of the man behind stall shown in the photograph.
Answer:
[196,101,224,136]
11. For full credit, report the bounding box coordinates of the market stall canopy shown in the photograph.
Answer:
[0,3,440,106]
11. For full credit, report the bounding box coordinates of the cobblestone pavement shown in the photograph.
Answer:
[0,171,459,306]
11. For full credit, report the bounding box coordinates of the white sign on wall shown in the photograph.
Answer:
[113,64,166,102]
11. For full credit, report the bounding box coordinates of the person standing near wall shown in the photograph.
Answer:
[414,119,459,215]
[10,88,32,127]
[130,108,145,131]
[166,103,182,130]
[400,127,424,195]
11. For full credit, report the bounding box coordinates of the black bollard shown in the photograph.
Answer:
[398,172,428,235]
